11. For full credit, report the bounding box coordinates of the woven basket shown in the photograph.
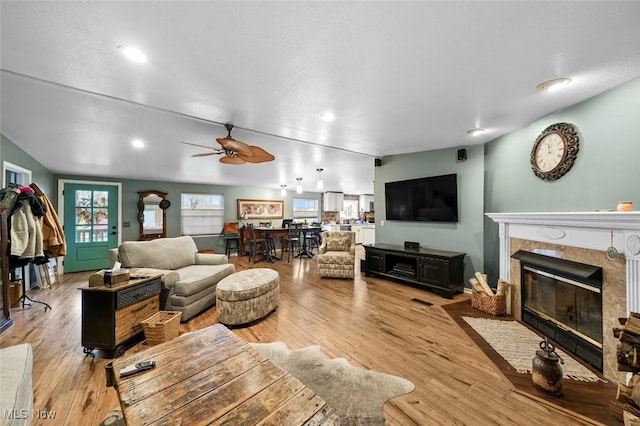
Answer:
[141,311,181,345]
[471,290,506,316]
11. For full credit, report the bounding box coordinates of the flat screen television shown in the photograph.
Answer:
[385,173,458,222]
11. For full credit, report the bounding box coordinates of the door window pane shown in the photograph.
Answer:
[74,190,110,243]
[93,191,108,207]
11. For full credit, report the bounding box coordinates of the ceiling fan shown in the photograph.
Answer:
[182,123,275,164]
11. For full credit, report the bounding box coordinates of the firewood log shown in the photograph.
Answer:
[474,272,494,296]
[625,402,640,418]
[618,345,640,371]
[631,376,640,407]
[496,279,510,296]
[624,410,640,426]
[469,278,485,294]
[618,383,634,404]
[622,332,640,347]
[625,316,640,336]
[619,364,640,373]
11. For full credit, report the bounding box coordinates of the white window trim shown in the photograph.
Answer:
[58,179,123,275]
[3,161,32,187]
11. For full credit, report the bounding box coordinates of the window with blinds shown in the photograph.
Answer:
[181,193,225,235]
[293,198,319,220]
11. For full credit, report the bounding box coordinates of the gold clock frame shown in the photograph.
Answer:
[530,122,580,182]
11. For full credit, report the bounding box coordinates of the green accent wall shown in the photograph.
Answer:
[54,174,321,251]
[483,76,640,285]
[1,133,54,196]
[376,144,485,286]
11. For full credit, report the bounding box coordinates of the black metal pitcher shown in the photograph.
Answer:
[531,338,564,396]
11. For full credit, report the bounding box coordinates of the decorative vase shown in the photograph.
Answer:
[531,338,563,396]
[617,201,634,212]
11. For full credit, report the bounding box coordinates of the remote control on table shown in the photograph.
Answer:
[119,360,156,377]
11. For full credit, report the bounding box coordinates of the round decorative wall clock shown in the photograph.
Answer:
[530,122,580,181]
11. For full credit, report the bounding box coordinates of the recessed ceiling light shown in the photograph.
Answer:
[131,139,145,149]
[320,112,335,122]
[117,45,147,63]
[536,77,572,92]
[466,128,485,136]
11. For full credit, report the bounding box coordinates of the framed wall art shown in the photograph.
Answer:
[237,199,284,219]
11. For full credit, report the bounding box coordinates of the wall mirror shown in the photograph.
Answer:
[137,190,169,240]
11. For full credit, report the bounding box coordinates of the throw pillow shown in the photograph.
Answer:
[327,234,350,251]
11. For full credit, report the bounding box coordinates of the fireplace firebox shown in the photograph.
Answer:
[512,250,603,372]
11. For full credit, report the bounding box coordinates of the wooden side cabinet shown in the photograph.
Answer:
[80,275,161,357]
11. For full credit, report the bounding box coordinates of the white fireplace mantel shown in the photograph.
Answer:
[487,211,640,314]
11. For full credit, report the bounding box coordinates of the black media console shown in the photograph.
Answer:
[363,243,466,298]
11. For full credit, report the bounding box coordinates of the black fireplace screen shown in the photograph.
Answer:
[523,266,602,347]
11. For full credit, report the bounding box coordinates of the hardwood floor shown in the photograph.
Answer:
[0,246,615,425]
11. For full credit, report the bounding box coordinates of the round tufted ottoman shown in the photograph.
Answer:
[215,268,280,325]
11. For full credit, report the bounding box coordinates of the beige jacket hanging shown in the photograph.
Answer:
[30,183,67,257]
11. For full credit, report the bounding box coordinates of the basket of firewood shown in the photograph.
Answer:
[469,272,510,316]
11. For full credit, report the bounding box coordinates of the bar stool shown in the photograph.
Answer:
[221,222,242,257]
[224,234,241,257]
[247,224,267,263]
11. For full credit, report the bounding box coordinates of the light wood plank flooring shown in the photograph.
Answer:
[0,247,611,425]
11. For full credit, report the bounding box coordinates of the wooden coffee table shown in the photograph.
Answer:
[110,323,347,425]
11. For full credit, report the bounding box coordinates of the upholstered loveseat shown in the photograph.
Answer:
[317,231,356,279]
[109,236,235,321]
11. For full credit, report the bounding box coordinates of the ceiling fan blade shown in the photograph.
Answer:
[191,152,221,157]
[241,146,275,163]
[216,137,254,157]
[181,141,219,150]
[220,155,247,164]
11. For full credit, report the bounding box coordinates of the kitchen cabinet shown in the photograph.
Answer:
[362,226,375,245]
[359,194,375,212]
[323,192,344,211]
[352,225,364,244]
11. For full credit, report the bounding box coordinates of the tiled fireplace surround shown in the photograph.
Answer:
[487,212,640,381]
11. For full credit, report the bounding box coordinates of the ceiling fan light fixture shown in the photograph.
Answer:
[536,77,572,92]
[280,184,287,196]
[296,177,303,194]
[316,168,324,190]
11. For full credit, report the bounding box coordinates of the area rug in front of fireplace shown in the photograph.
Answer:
[462,316,603,382]
[101,342,414,426]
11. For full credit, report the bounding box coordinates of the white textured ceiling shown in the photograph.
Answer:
[2,1,640,195]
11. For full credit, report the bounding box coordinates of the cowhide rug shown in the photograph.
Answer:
[101,342,414,425]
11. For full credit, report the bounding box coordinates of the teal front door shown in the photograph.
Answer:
[63,183,119,272]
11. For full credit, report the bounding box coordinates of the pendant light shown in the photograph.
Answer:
[280,184,287,196]
[316,168,324,190]
[296,177,303,194]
